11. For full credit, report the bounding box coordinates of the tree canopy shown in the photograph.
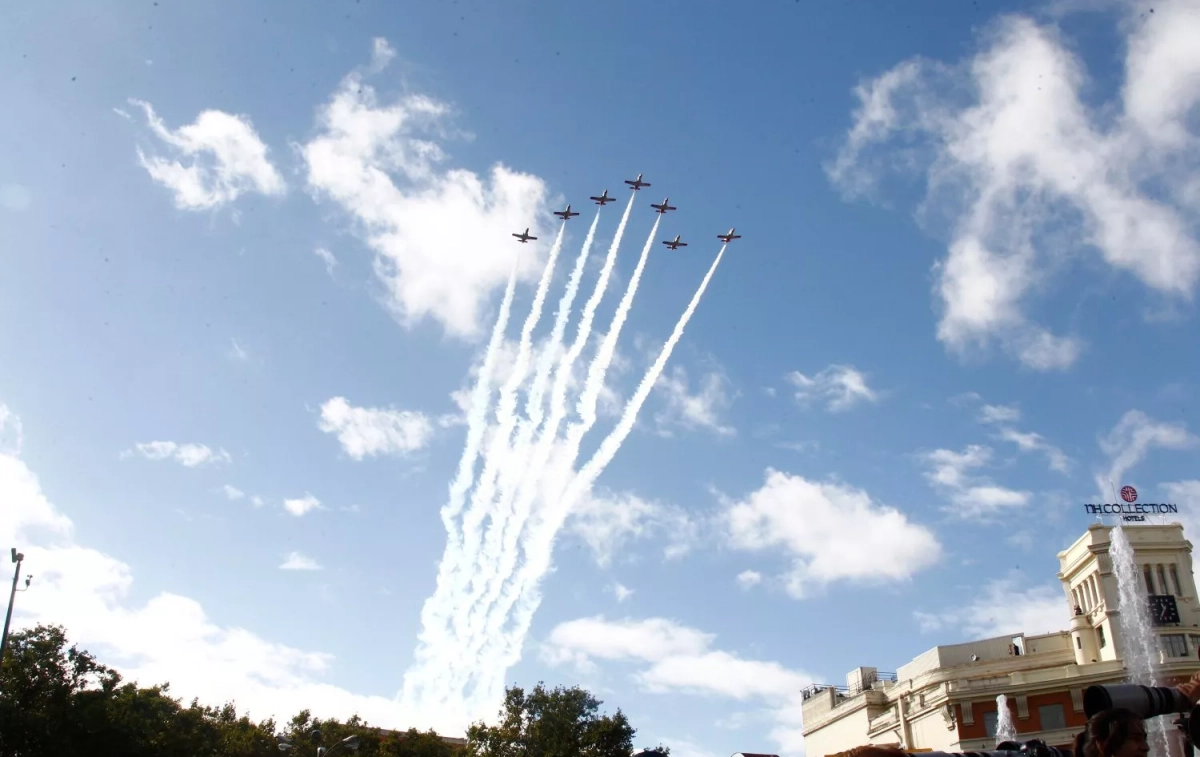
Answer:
[465,683,638,757]
[0,624,662,757]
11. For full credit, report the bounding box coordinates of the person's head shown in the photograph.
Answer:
[1073,708,1148,757]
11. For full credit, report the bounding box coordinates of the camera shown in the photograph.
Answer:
[1083,685,1193,720]
[1084,684,1200,752]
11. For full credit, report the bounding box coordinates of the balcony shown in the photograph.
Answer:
[800,673,899,703]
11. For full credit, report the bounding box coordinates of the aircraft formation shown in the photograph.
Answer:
[510,173,741,251]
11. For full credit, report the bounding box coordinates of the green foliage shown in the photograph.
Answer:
[0,624,470,757]
[465,682,636,757]
[0,625,653,757]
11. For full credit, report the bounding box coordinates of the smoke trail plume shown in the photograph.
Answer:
[403,227,561,712]
[463,216,664,696]
[464,209,603,635]
[482,244,729,692]
[403,260,518,709]
[454,222,565,598]
[402,196,729,725]
[411,196,635,711]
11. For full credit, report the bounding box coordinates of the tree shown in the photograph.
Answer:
[0,624,280,757]
[466,683,635,757]
[0,623,117,756]
[380,728,464,757]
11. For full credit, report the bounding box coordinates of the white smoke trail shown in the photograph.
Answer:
[402,260,518,709]
[441,195,636,703]
[465,216,665,701]
[463,210,603,635]
[452,222,566,604]
[451,196,635,688]
[484,243,728,690]
[403,226,562,712]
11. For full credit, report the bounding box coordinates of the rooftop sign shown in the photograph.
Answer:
[1084,485,1179,522]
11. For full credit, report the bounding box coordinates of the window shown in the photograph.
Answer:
[1161,634,1188,658]
[984,711,998,739]
[1158,565,1169,596]
[1145,565,1156,595]
[1171,564,1183,597]
[1076,636,1082,650]
[1039,704,1066,731]
[1098,624,1107,648]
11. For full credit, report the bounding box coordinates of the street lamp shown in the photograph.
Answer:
[1,547,33,672]
[277,731,361,757]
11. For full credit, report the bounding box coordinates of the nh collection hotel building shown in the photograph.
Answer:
[802,524,1200,757]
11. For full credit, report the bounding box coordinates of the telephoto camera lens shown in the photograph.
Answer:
[1083,684,1191,719]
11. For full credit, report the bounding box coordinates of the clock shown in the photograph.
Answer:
[1148,594,1181,626]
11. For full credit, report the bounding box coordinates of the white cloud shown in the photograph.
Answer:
[613,583,634,603]
[786,364,879,412]
[736,570,762,590]
[0,409,454,737]
[317,396,434,461]
[980,403,1021,424]
[723,469,941,598]
[543,616,811,756]
[654,366,735,437]
[368,37,396,73]
[997,427,1072,474]
[123,441,231,468]
[221,485,245,501]
[131,99,285,210]
[227,338,251,363]
[250,495,265,508]
[828,8,1200,369]
[1096,410,1197,496]
[0,404,23,454]
[280,552,322,571]
[283,494,322,517]
[922,445,1031,518]
[972,398,1071,473]
[301,40,551,339]
[542,616,712,669]
[914,574,1068,638]
[314,247,338,277]
[567,489,698,566]
[1162,481,1200,560]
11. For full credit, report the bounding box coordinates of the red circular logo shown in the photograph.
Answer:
[1121,486,1138,503]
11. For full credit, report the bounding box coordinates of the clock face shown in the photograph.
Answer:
[1149,595,1181,625]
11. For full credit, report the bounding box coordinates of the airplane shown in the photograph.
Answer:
[553,204,580,221]
[624,173,651,191]
[650,197,677,214]
[717,227,742,243]
[512,228,537,243]
[589,189,616,206]
[661,235,688,250]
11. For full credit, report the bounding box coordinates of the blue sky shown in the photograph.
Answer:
[3,0,1200,755]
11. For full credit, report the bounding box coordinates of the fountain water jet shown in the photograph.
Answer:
[1110,525,1171,757]
[995,694,1017,746]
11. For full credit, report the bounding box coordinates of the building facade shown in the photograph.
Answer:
[801,524,1200,757]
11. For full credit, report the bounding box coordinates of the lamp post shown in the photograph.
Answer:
[277,730,361,757]
[1,547,33,670]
